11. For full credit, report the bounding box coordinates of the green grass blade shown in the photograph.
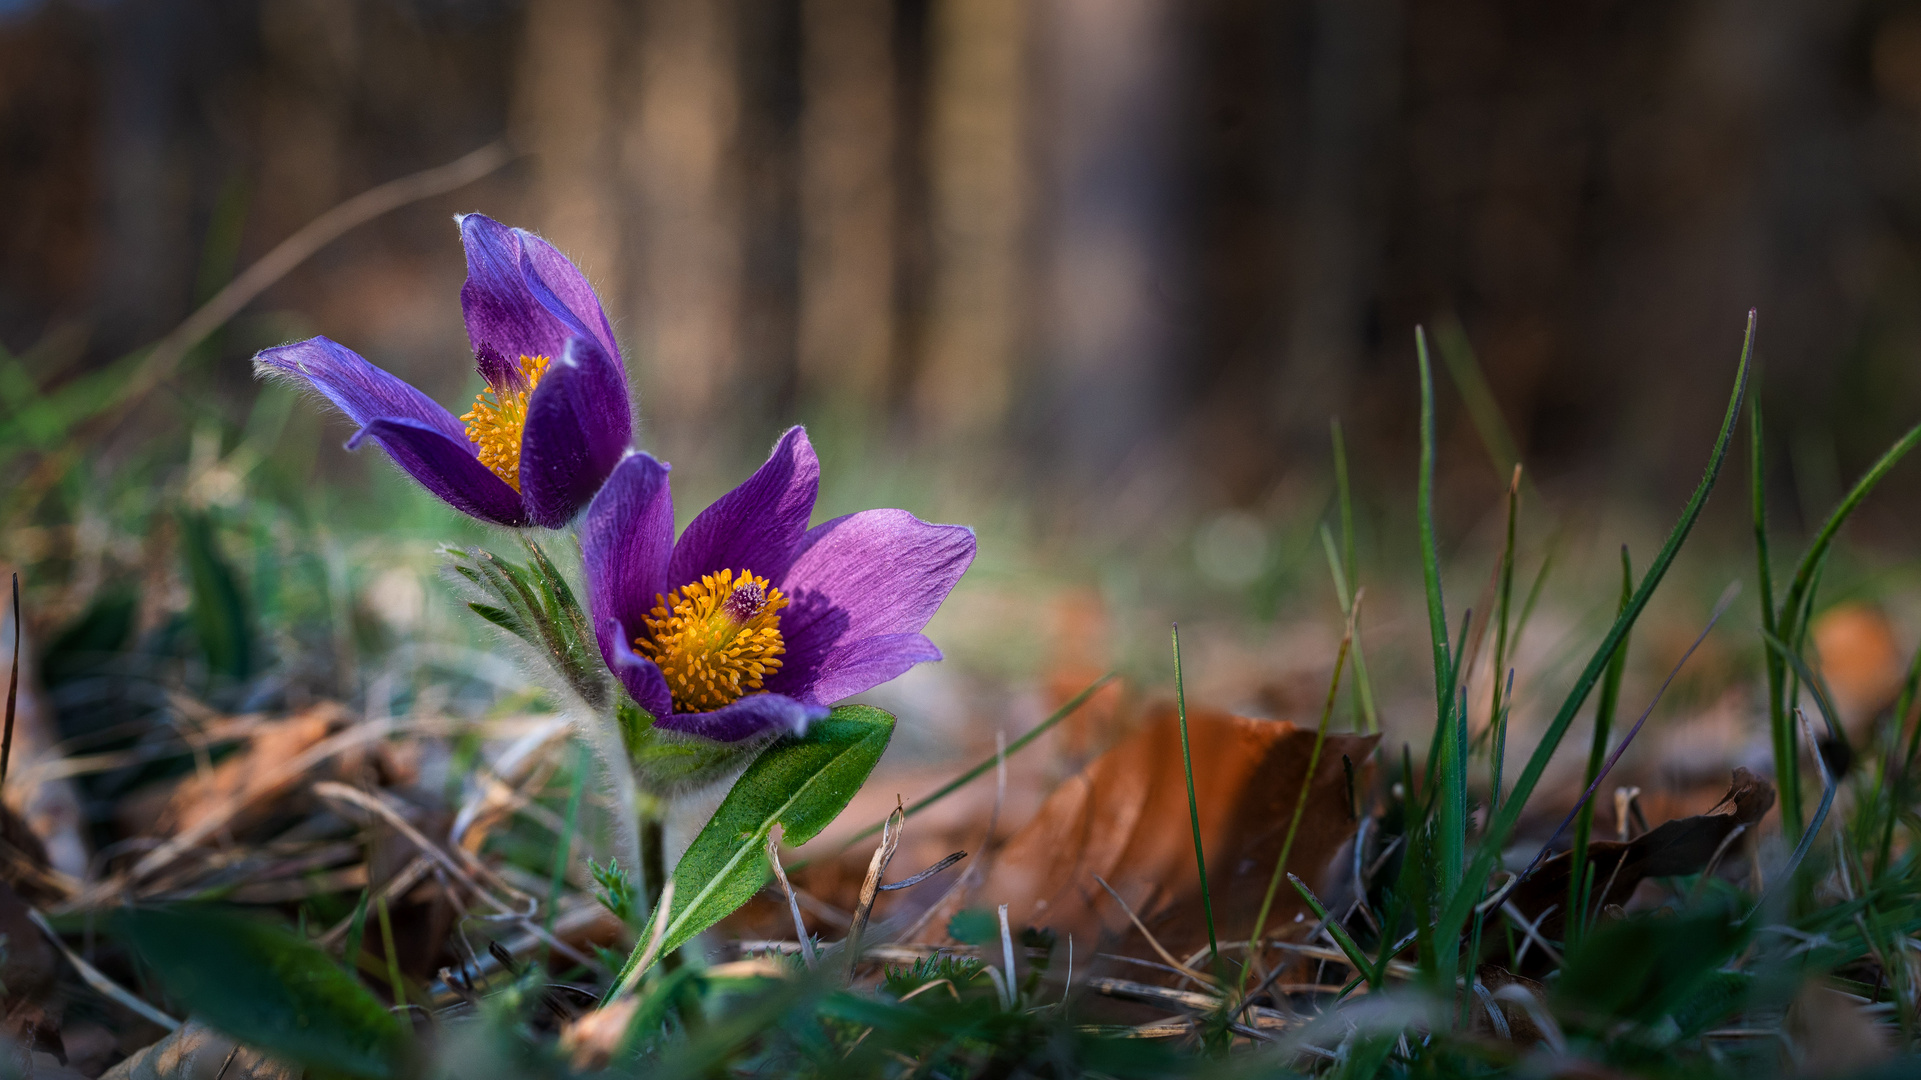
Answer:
[1434,316,1523,481]
[825,672,1117,857]
[1776,417,1921,647]
[1171,625,1219,965]
[1416,328,1453,724]
[1438,310,1755,946]
[1568,547,1633,946]
[1288,874,1379,989]
[1751,398,1795,836]
[1242,618,1352,987]
[1332,416,1358,598]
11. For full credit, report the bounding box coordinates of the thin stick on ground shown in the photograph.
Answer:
[2,573,16,794]
[766,830,817,967]
[845,804,905,974]
[1093,875,1218,989]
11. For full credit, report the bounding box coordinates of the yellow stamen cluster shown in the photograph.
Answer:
[637,569,788,713]
[461,354,551,490]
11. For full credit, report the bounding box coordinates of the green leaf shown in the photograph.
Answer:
[116,906,406,1079]
[179,511,255,682]
[946,909,999,946]
[1553,897,1750,1027]
[614,705,896,985]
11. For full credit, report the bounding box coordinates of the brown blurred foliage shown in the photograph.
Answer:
[5,0,1921,523]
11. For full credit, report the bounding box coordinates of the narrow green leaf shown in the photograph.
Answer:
[1415,328,1452,725]
[117,907,406,1079]
[1568,547,1633,946]
[1434,316,1524,482]
[615,705,896,984]
[467,602,533,643]
[179,511,255,682]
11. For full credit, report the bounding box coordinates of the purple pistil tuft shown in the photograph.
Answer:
[723,578,767,622]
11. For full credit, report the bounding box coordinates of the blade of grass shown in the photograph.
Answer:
[341,888,370,975]
[1567,547,1633,946]
[1172,625,1219,966]
[1433,316,1524,484]
[1320,525,1380,734]
[1332,417,1358,597]
[1752,398,1795,839]
[1287,874,1380,989]
[1772,415,1921,829]
[1527,579,1741,882]
[1439,310,1755,949]
[1416,327,1453,725]
[1488,467,1521,758]
[545,740,590,949]
[376,895,405,1009]
[825,671,1116,857]
[1241,600,1356,989]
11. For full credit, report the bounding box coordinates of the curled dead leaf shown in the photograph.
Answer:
[929,704,1376,965]
[1505,769,1774,955]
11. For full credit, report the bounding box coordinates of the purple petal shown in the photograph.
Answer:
[792,633,943,707]
[581,453,675,679]
[667,427,820,588]
[769,510,974,697]
[348,419,528,526]
[254,337,467,445]
[520,229,620,362]
[654,693,828,742]
[601,618,674,719]
[518,334,634,528]
[458,214,616,375]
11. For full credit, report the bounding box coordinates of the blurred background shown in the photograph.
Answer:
[5,0,1921,866]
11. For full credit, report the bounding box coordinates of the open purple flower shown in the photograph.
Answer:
[581,427,975,742]
[254,214,631,528]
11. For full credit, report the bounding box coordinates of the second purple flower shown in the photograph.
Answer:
[581,427,975,743]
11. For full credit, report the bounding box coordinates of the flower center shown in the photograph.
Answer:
[461,354,551,491]
[637,569,788,713]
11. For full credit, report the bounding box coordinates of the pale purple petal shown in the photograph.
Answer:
[348,419,527,526]
[791,633,943,707]
[254,337,467,445]
[655,693,828,742]
[770,510,974,695]
[581,452,675,676]
[518,334,633,527]
[601,619,674,719]
[520,230,620,362]
[667,427,819,587]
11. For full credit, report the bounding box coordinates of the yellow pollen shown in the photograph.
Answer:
[460,354,551,490]
[637,569,788,713]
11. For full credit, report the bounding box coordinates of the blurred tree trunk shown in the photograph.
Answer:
[914,0,1029,436]
[798,0,897,409]
[514,0,624,318]
[620,0,743,448]
[1036,0,1178,482]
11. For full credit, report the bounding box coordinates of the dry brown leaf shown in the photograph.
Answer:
[1505,769,1774,952]
[926,704,1376,964]
[142,703,349,840]
[96,1022,296,1080]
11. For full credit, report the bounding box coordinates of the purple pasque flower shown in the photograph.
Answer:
[581,427,975,742]
[254,214,631,528]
